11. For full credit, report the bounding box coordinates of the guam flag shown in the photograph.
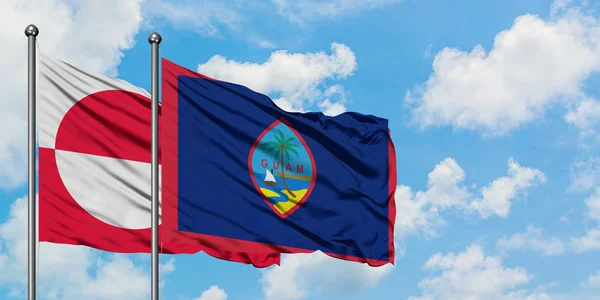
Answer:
[160,59,397,266]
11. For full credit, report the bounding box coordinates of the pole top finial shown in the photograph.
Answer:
[24,24,39,37]
[148,32,162,44]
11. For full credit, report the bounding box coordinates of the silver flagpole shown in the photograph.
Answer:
[148,32,162,300]
[25,24,39,300]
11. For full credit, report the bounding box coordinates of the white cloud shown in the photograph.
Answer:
[0,196,175,299]
[143,0,244,37]
[317,85,348,116]
[406,4,600,135]
[525,271,600,299]
[160,257,176,273]
[504,287,553,300]
[469,158,546,219]
[581,270,600,290]
[423,44,434,58]
[395,157,545,238]
[585,188,600,222]
[550,0,574,17]
[74,255,151,300]
[570,228,600,253]
[409,244,543,300]
[272,98,308,114]
[394,184,446,239]
[142,0,277,49]
[394,157,468,238]
[317,99,347,116]
[496,225,566,256]
[260,251,393,300]
[272,0,401,25]
[194,285,228,300]
[197,42,357,113]
[569,156,600,192]
[565,97,600,136]
[0,0,145,189]
[569,187,600,253]
[247,35,278,49]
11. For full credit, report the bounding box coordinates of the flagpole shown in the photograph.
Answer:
[25,24,39,300]
[148,32,162,300]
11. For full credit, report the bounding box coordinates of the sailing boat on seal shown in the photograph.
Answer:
[263,169,277,186]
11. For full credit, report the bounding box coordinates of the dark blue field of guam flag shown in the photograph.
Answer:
[160,58,397,267]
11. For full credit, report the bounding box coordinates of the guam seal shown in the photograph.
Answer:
[248,118,316,218]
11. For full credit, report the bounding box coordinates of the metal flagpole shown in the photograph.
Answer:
[25,24,39,300]
[148,32,162,300]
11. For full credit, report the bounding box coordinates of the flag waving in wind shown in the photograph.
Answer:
[37,52,395,268]
[160,59,397,266]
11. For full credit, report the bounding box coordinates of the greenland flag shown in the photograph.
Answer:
[38,53,169,253]
[37,53,279,266]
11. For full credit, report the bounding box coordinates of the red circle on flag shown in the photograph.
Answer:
[53,90,162,229]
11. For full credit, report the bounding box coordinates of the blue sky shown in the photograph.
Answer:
[1,0,600,299]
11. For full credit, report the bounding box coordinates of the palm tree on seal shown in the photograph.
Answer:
[264,129,300,198]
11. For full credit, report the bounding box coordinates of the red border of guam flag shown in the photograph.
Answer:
[161,58,397,267]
